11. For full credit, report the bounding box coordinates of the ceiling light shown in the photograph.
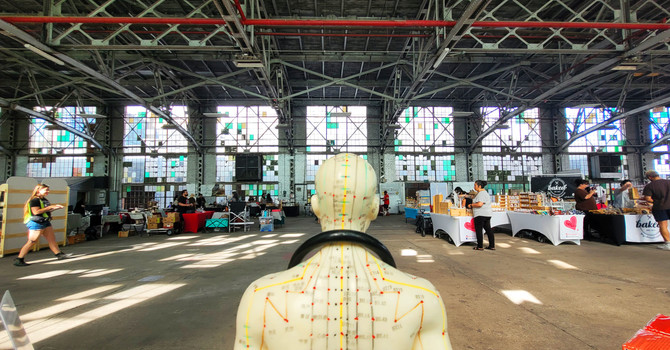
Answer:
[233,55,263,68]
[79,113,107,119]
[611,64,638,71]
[44,124,62,131]
[432,47,451,69]
[450,111,474,117]
[329,112,351,118]
[494,124,510,130]
[24,43,65,66]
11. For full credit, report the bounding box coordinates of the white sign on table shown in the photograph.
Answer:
[624,214,663,243]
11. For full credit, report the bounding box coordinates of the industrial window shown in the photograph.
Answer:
[482,155,543,192]
[649,107,670,177]
[564,107,625,153]
[27,106,97,177]
[123,105,188,154]
[215,106,279,153]
[395,107,455,153]
[306,106,367,153]
[121,155,187,209]
[481,107,541,153]
[395,154,456,182]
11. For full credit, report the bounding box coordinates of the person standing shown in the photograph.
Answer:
[14,184,71,266]
[613,179,635,209]
[176,189,192,217]
[468,180,494,251]
[196,193,206,209]
[642,170,670,250]
[383,190,390,216]
[574,179,598,239]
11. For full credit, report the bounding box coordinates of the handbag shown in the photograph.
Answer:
[30,216,49,223]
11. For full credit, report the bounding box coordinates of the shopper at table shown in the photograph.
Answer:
[231,190,241,202]
[613,179,635,209]
[468,180,495,251]
[642,170,670,251]
[575,179,598,238]
[196,193,206,209]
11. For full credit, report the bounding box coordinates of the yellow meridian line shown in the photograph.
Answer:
[369,254,439,297]
[340,154,350,229]
[255,255,316,291]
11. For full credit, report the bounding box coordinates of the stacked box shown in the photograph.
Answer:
[164,222,175,229]
[147,223,161,230]
[166,212,181,222]
[147,216,161,224]
[118,231,130,237]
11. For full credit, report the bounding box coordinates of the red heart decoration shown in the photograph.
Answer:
[464,218,475,232]
[564,216,577,230]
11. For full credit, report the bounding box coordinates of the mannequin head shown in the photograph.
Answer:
[311,153,379,232]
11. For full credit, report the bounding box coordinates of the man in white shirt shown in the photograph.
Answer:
[613,179,635,208]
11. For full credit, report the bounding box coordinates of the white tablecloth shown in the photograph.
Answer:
[431,212,510,247]
[624,214,664,243]
[506,212,584,246]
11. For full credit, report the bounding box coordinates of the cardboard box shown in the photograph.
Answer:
[67,236,76,245]
[118,230,130,238]
[163,223,174,229]
[74,233,86,243]
[147,216,161,224]
[147,223,161,230]
[166,212,181,222]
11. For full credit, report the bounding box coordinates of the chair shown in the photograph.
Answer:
[125,212,146,236]
[229,202,253,232]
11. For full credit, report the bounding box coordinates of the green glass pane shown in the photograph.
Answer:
[137,123,142,130]
[226,123,233,129]
[444,176,449,181]
[250,135,254,140]
[326,116,331,122]
[86,162,91,168]
[171,171,175,177]
[434,123,438,129]
[238,124,242,129]
[615,146,619,152]
[394,140,399,145]
[145,172,150,177]
[171,161,176,167]
[306,146,311,152]
[138,111,146,117]
[179,156,184,161]
[398,140,402,145]
[399,155,403,160]
[661,112,668,118]
[405,117,410,123]
[405,109,410,117]
[425,135,430,141]
[126,186,131,192]
[362,155,367,160]
[395,146,399,152]
[444,118,450,123]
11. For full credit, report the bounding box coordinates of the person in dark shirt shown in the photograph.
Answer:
[196,193,206,209]
[73,199,86,215]
[642,170,670,250]
[14,184,71,266]
[574,179,598,239]
[176,190,193,215]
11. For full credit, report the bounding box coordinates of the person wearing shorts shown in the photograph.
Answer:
[383,191,390,216]
[642,170,670,250]
[14,184,71,266]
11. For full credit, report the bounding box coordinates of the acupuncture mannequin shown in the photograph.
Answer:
[234,153,452,350]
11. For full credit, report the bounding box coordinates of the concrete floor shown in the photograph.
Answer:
[1,214,669,349]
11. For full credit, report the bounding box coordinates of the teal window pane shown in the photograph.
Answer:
[145,172,150,177]
[137,123,142,130]
[661,112,668,118]
[399,155,403,160]
[138,111,146,117]
[434,123,438,129]
[171,171,175,177]
[405,117,410,123]
[250,134,254,140]
[86,162,91,168]
[394,140,399,145]
[443,118,450,123]
[179,156,184,161]
[171,161,176,167]
[425,135,430,141]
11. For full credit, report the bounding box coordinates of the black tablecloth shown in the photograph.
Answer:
[284,205,300,217]
[589,214,626,246]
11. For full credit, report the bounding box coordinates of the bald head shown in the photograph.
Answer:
[311,153,379,232]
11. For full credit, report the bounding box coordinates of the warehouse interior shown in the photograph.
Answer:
[1,0,670,348]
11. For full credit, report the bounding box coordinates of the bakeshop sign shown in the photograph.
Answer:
[531,176,580,199]
[636,214,660,239]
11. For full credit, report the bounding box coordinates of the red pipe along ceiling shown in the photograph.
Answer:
[1,16,669,31]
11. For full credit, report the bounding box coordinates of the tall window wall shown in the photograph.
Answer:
[214,106,280,200]
[649,107,670,177]
[394,107,456,182]
[121,106,189,209]
[27,106,97,177]
[481,107,542,192]
[306,106,367,153]
[564,107,627,179]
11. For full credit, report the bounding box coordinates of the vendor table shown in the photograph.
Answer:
[283,205,300,217]
[431,212,510,246]
[507,212,583,246]
[182,211,215,233]
[590,213,664,245]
